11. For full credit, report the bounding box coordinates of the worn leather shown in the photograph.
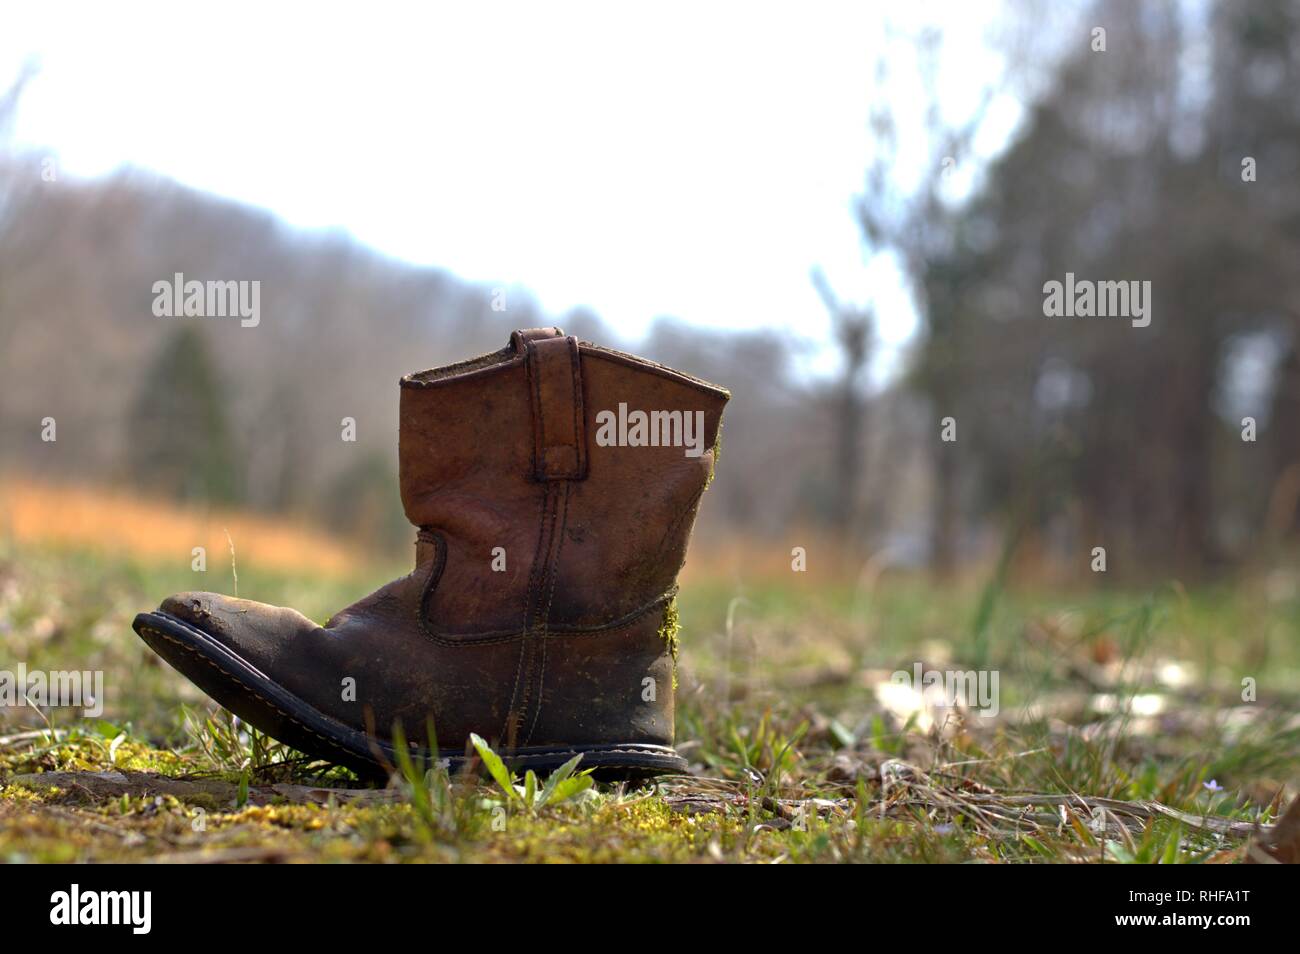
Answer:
[147,328,728,758]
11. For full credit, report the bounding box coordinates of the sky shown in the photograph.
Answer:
[1,1,1023,381]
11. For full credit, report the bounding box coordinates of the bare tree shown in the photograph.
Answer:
[854,27,998,575]
[811,266,872,542]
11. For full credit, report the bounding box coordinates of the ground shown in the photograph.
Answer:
[2,506,1299,863]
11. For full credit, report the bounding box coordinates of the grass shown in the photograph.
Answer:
[1,489,1298,861]
[0,477,366,578]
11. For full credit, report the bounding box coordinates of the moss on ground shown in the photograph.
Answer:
[1,539,1298,862]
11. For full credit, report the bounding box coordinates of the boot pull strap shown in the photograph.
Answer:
[510,327,564,349]
[521,333,588,481]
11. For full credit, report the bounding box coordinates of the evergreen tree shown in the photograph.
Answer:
[129,325,241,504]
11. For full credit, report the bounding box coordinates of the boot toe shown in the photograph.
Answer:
[157,591,314,675]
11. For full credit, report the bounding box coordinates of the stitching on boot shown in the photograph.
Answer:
[501,484,556,745]
[582,347,730,398]
[416,529,449,638]
[655,482,708,566]
[138,626,361,763]
[412,524,679,647]
[568,337,583,474]
[517,484,563,741]
[523,480,570,746]
[525,335,586,480]
[511,481,563,746]
[528,339,547,476]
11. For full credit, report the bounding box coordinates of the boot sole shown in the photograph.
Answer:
[133,610,689,781]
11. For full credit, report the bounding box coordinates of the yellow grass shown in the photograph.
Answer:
[683,528,913,586]
[0,478,365,578]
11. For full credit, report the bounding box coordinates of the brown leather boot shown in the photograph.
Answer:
[133,327,728,777]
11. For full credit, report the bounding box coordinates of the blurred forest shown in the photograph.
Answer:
[3,0,1300,584]
[909,0,1300,579]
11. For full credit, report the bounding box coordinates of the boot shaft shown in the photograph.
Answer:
[399,327,728,636]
